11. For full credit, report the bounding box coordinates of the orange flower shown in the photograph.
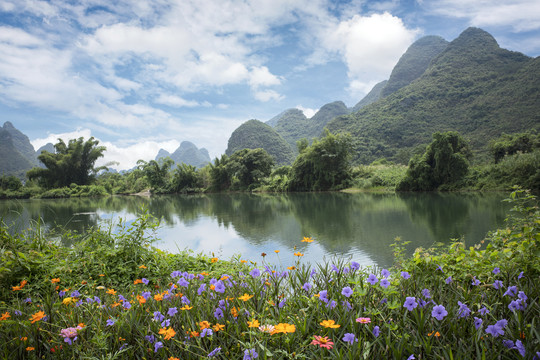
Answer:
[188,331,199,338]
[199,321,210,330]
[99,274,105,277]
[287,266,296,270]
[30,311,46,324]
[159,327,176,340]
[230,307,238,318]
[12,280,27,291]
[137,295,146,305]
[271,323,296,335]
[106,288,116,295]
[180,305,193,310]
[133,279,143,285]
[247,319,260,328]
[154,293,163,301]
[139,265,147,269]
[81,280,87,285]
[241,260,248,263]
[428,331,441,337]
[20,336,27,341]
[294,252,304,257]
[238,293,254,302]
[169,357,180,360]
[302,236,314,243]
[1,312,10,321]
[274,250,280,253]
[213,323,225,332]
[78,323,85,328]
[220,275,229,281]
[211,257,218,263]
[320,319,340,328]
[26,347,35,351]
[51,278,60,283]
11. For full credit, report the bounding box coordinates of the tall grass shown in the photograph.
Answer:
[0,189,538,359]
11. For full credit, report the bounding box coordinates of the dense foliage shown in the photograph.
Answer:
[397,132,471,191]
[27,137,107,188]
[0,190,538,359]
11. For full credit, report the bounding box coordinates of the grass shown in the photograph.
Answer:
[0,189,538,359]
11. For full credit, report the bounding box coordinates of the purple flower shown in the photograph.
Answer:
[372,325,380,338]
[436,265,444,272]
[198,284,206,295]
[59,290,66,298]
[403,297,418,311]
[341,286,353,298]
[181,295,190,305]
[471,276,480,286]
[518,271,524,279]
[326,300,337,309]
[445,276,453,284]
[417,298,427,308]
[493,267,500,274]
[106,318,115,327]
[24,298,32,303]
[168,307,178,317]
[161,319,170,327]
[408,355,416,360]
[496,319,508,329]
[208,347,221,357]
[493,280,503,289]
[342,300,353,311]
[318,290,329,303]
[457,301,471,318]
[250,268,261,278]
[421,289,431,298]
[145,334,155,343]
[279,298,287,308]
[14,310,22,316]
[478,306,490,316]
[380,279,390,288]
[504,286,518,297]
[350,261,360,271]
[153,311,165,322]
[401,271,410,279]
[331,264,339,273]
[302,282,312,292]
[141,291,151,300]
[170,271,181,278]
[485,321,506,338]
[201,328,213,338]
[503,340,515,349]
[508,300,520,311]
[70,290,80,298]
[432,304,448,321]
[243,348,258,360]
[122,301,131,310]
[177,277,189,287]
[514,340,526,357]
[518,291,528,301]
[214,308,224,320]
[142,278,149,285]
[215,281,226,293]
[154,341,163,352]
[367,274,378,285]
[342,333,358,345]
[474,317,483,329]
[381,269,390,278]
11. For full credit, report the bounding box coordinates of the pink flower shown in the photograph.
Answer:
[356,317,371,324]
[311,335,334,349]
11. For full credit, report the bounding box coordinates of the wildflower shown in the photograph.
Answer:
[279,298,287,308]
[504,286,518,297]
[302,236,314,242]
[154,293,164,301]
[294,252,304,257]
[214,308,224,319]
[214,280,226,293]
[26,347,35,351]
[142,278,149,285]
[457,301,471,318]
[201,328,213,338]
[342,300,353,311]
[250,268,261,278]
[436,265,443,272]
[422,288,431,298]
[320,319,340,328]
[341,286,353,298]
[60,327,80,345]
[243,348,258,360]
[1,312,10,321]
[514,340,526,357]
[106,288,116,295]
[381,269,390,278]
[259,324,275,333]
[380,278,390,288]
[508,300,521,311]
[12,280,27,291]
[471,277,480,286]
[367,274,378,285]
[248,319,260,328]
[493,280,503,289]
[24,297,31,303]
[274,250,280,253]
[493,267,500,274]
[303,282,312,292]
[154,341,163,352]
[485,320,506,338]
[518,271,524,279]
[161,319,171,327]
[106,319,115,327]
[432,304,448,321]
[208,347,221,357]
[287,266,296,270]
[311,335,334,349]
[503,340,515,349]
[318,290,329,303]
[271,323,296,334]
[350,261,360,271]
[169,357,180,360]
[159,327,176,340]
[211,257,218,263]
[403,297,418,311]
[230,307,238,317]
[123,301,131,310]
[445,276,453,284]
[407,355,415,360]
[401,271,411,279]
[51,278,60,283]
[30,311,46,324]
[177,278,189,287]
[167,307,178,317]
[478,306,490,315]
[372,325,380,338]
[474,317,483,329]
[238,293,254,301]
[134,279,143,284]
[342,333,358,345]
[139,265,147,269]
[145,334,155,343]
[213,323,225,332]
[198,284,206,295]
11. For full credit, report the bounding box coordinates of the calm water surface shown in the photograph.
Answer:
[0,192,509,268]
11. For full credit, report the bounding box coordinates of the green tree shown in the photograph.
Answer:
[397,131,471,191]
[489,131,539,163]
[289,131,353,191]
[0,175,22,191]
[27,137,106,188]
[227,148,275,189]
[137,158,174,191]
[170,163,201,193]
[208,154,232,191]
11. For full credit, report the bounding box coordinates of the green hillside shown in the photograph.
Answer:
[226,119,295,165]
[351,80,387,112]
[0,128,34,178]
[327,27,540,164]
[272,108,309,151]
[156,141,210,168]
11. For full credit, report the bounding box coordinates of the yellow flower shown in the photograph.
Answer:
[30,311,46,324]
[271,323,296,335]
[274,250,280,253]
[51,278,60,283]
[199,321,210,330]
[159,327,176,340]
[211,257,218,263]
[320,319,340,328]
[247,319,260,328]
[63,297,75,305]
[138,265,147,269]
[1,312,10,321]
[213,323,225,332]
[294,252,304,257]
[96,286,105,290]
[301,236,314,243]
[238,293,254,302]
[180,305,193,311]
[287,266,296,270]
[241,260,248,263]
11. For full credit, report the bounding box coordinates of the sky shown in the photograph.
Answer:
[1,0,539,170]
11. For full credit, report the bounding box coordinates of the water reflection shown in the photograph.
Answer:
[0,192,509,268]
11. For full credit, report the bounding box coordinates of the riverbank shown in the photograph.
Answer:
[0,189,538,359]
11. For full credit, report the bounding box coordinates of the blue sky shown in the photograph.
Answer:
[1,0,539,170]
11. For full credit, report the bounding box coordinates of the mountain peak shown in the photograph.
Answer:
[451,27,500,50]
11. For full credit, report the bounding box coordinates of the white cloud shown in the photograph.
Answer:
[254,89,284,102]
[424,0,540,32]
[295,105,318,118]
[154,94,209,108]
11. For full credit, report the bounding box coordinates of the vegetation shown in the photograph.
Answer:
[0,189,538,359]
[27,137,107,188]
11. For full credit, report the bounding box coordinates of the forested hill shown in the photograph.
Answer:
[327,27,540,164]
[0,122,39,178]
[155,141,210,168]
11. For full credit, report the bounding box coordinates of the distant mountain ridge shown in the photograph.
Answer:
[155,141,211,168]
[0,121,41,178]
